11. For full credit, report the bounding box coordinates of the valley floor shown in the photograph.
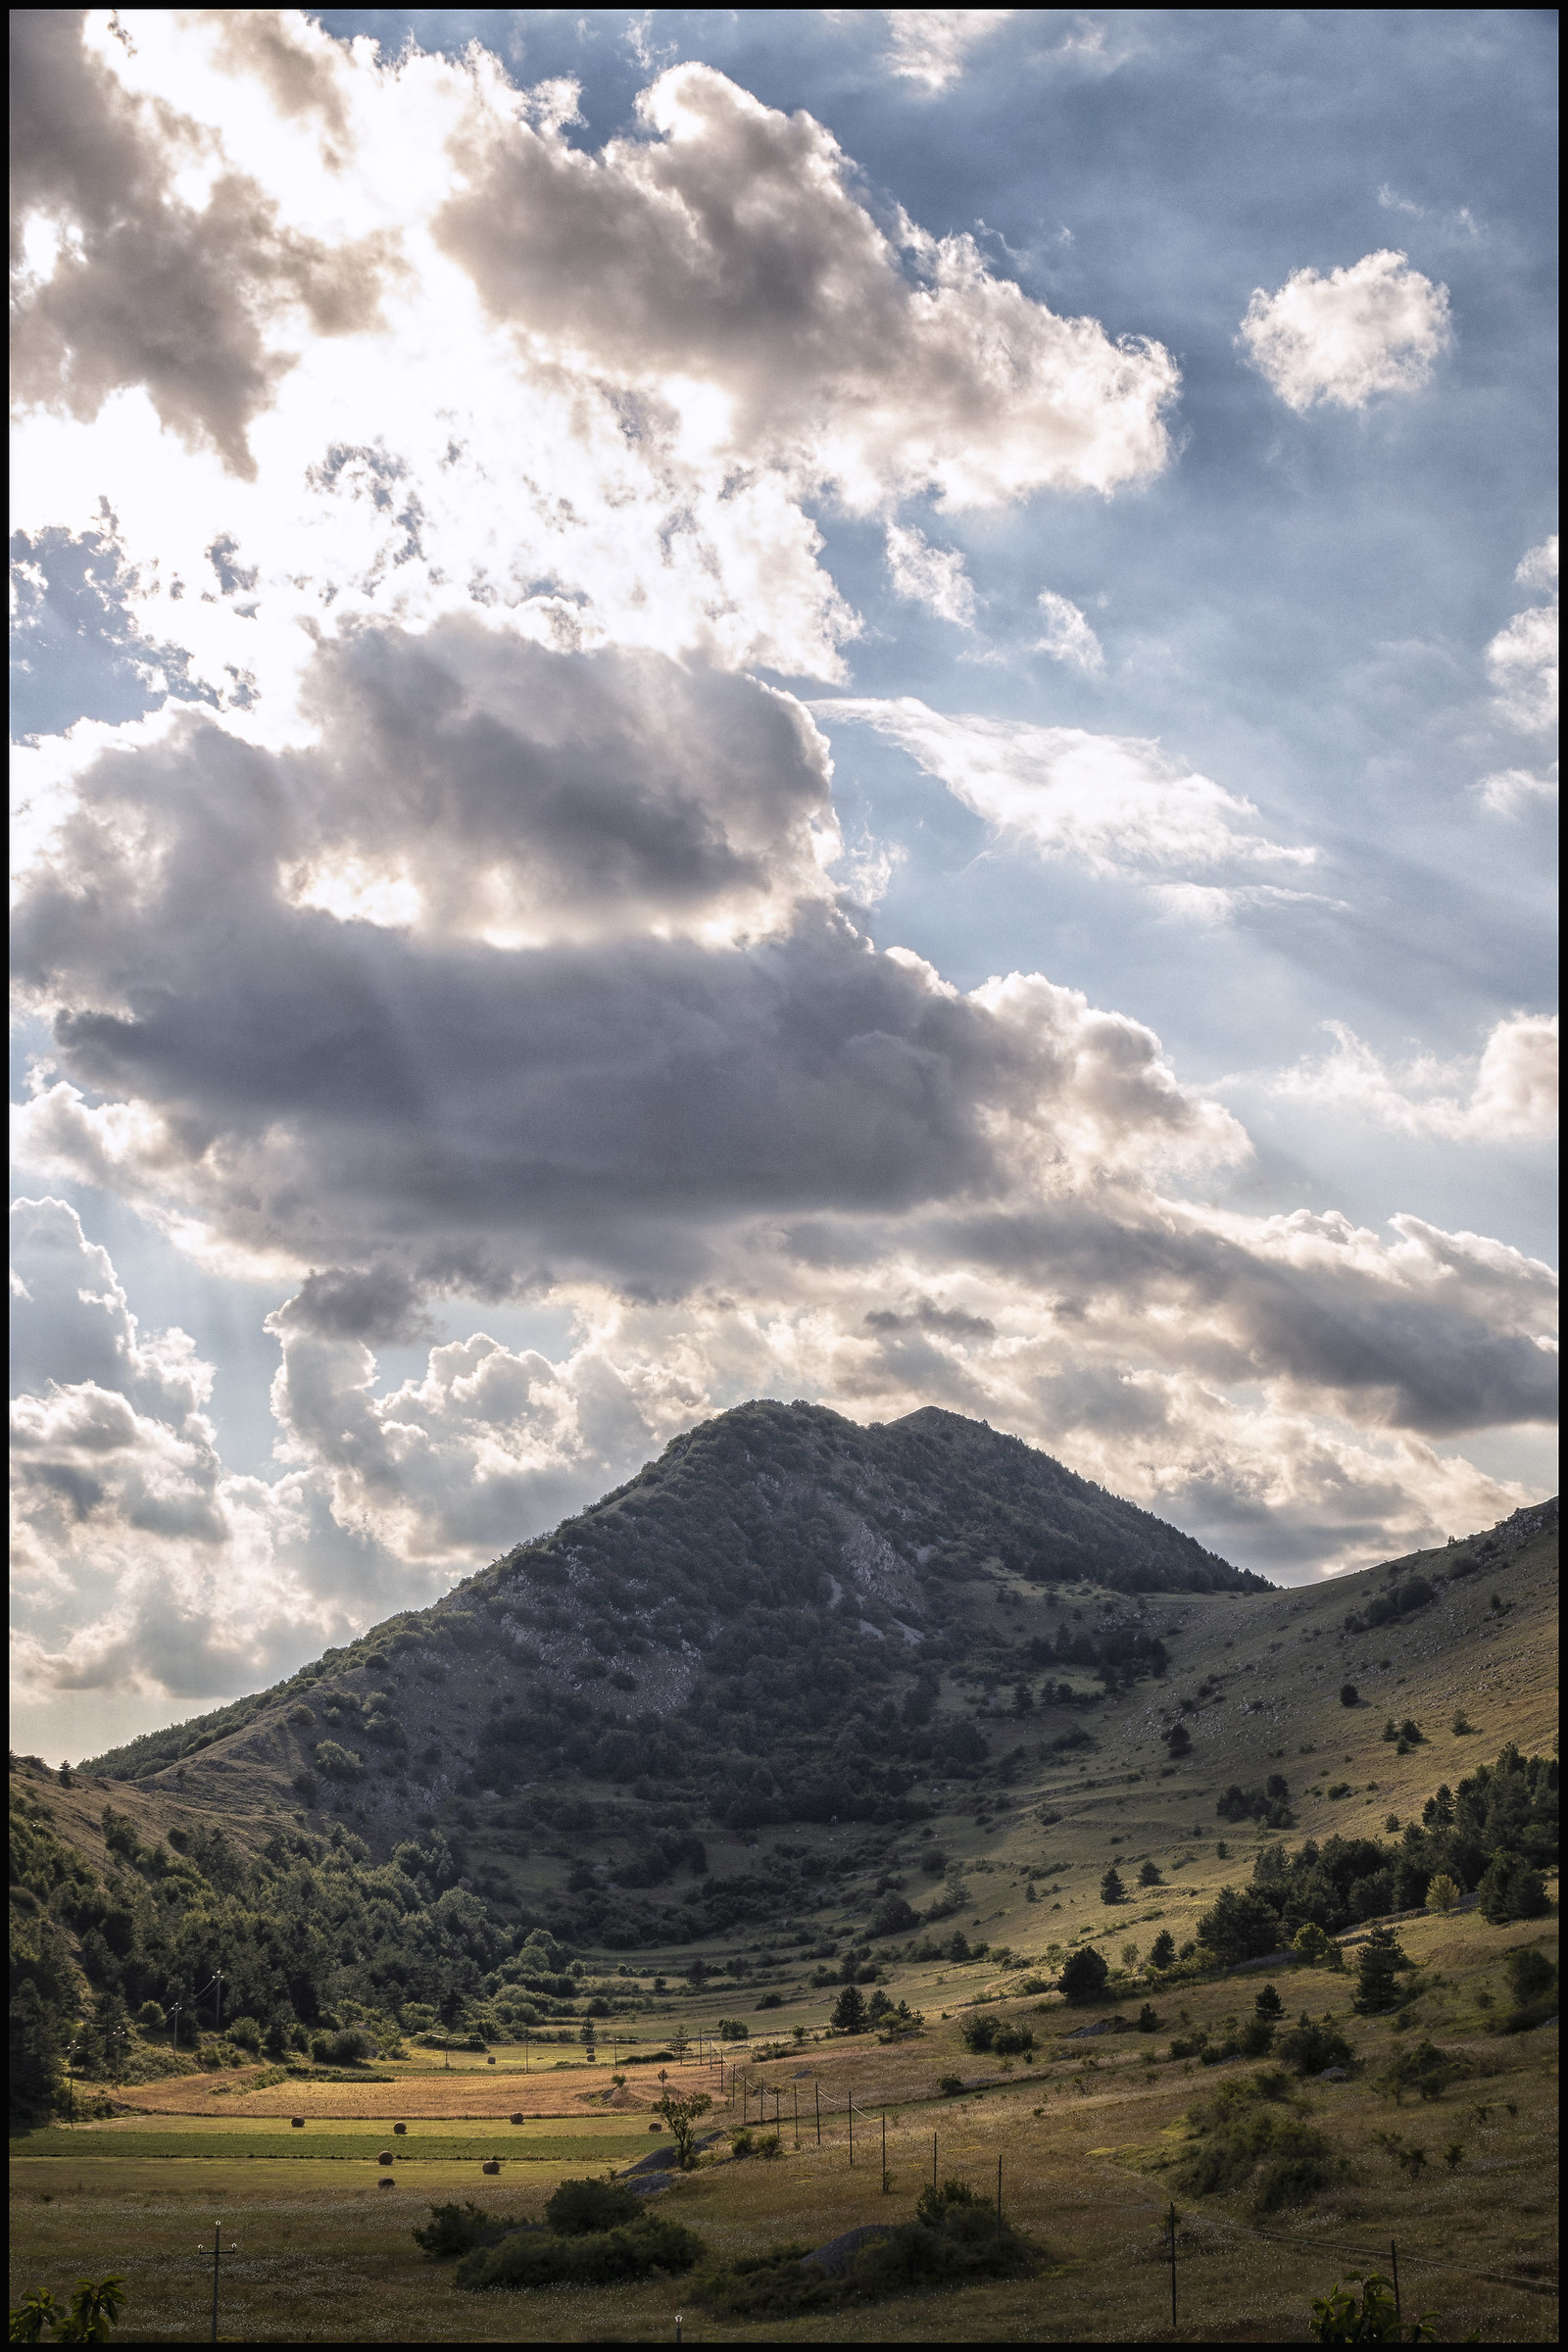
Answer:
[11,1899,1559,2342]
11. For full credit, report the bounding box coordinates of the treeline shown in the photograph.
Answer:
[9,1778,525,2125]
[1187,1745,1556,1966]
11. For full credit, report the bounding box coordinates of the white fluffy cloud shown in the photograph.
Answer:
[1264,1013,1558,1143]
[885,524,977,625]
[1238,249,1452,412]
[1485,537,1558,738]
[1034,588,1104,671]
[813,699,1313,876]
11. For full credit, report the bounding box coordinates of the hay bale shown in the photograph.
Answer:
[393,2121,407,2134]
[290,2117,305,2129]
[510,2113,525,2125]
[482,2160,501,2176]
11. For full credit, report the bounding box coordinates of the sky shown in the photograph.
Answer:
[9,7,1558,1762]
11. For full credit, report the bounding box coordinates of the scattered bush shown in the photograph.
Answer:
[960,2011,1036,2058]
[1375,2039,1466,2105]
[542,2177,643,2235]
[1177,2072,1341,2213]
[413,2202,517,2260]
[456,2211,706,2291]
[1276,2014,1354,2077]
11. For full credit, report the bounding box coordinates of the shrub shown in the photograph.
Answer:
[1339,1685,1358,1707]
[1308,2271,1437,2342]
[135,2001,166,2032]
[1292,1924,1332,1967]
[1423,1875,1461,1916]
[1503,1945,1557,2006]
[1058,1947,1109,2005]
[1138,1860,1163,1886]
[314,1740,364,1779]
[715,2018,750,2040]
[456,2212,706,2290]
[413,2202,517,2260]
[225,2015,263,2052]
[1149,1931,1176,1971]
[960,2012,1036,2058]
[1276,2014,1354,2077]
[869,1893,917,1936]
[1136,2004,1160,2033]
[937,2074,963,2096]
[327,2025,375,2066]
[1176,2073,1340,2213]
[542,2177,643,2234]
[1375,2040,1466,2105]
[692,2244,844,2319]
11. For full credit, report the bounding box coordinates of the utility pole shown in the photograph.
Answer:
[793,2082,800,2148]
[814,2082,821,2145]
[1167,2202,1178,2328]
[170,2001,183,2056]
[932,2132,938,2192]
[200,2223,237,2344]
[996,2155,1003,2230]
[1391,2241,1400,2320]
[848,2093,854,2167]
[882,2110,889,2192]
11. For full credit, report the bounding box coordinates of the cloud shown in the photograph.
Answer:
[1476,763,1558,817]
[879,10,1013,91]
[1263,1014,1558,1144]
[812,699,1313,876]
[436,61,1180,512]
[1034,588,1103,671]
[1238,249,1451,412]
[885,524,976,625]
[9,9,394,478]
[1485,538,1558,737]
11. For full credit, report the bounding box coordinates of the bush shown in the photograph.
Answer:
[960,2011,1036,2058]
[135,2001,166,2032]
[413,2202,517,2260]
[693,2244,844,2319]
[1375,2039,1466,2105]
[1177,2073,1340,2212]
[1276,2014,1354,2077]
[1503,1945,1557,2006]
[225,2015,263,2052]
[1058,1947,1109,2005]
[1423,1875,1461,1916]
[1340,1685,1358,1707]
[1308,2271,1437,2342]
[327,2025,375,2066]
[542,2177,643,2234]
[937,2074,963,2096]
[456,2212,705,2291]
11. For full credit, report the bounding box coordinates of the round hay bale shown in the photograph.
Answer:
[377,2179,396,2190]
[510,2113,525,2125]
[290,2117,305,2129]
[376,2151,394,2167]
[648,2123,662,2132]
[487,2055,496,2066]
[481,2160,501,2176]
[393,2122,407,2134]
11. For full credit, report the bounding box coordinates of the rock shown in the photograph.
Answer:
[1066,2019,1114,2038]
[802,2225,896,2277]
[1318,2067,1349,2082]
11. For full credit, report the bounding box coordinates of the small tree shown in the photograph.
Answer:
[654,2089,712,2171]
[1423,1875,1460,1917]
[1138,1860,1162,1886]
[10,2277,127,2342]
[1148,1930,1176,1971]
[1058,1947,1109,2005]
[1100,1867,1125,1905]
[1352,1927,1409,2016]
[1293,1923,1332,1967]
[1164,1722,1193,1758]
[830,1984,869,2034]
[1307,2271,1435,2342]
[1254,1982,1285,2021]
[1339,1684,1358,1708]
[1503,1945,1557,2008]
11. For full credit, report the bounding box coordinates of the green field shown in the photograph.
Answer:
[12,2126,656,2165]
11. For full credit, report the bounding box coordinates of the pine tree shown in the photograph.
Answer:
[1100,1866,1126,1904]
[1254,1981,1285,2020]
[1351,1925,1408,2015]
[830,1984,868,2034]
[1149,1930,1177,1971]
[9,1982,64,2126]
